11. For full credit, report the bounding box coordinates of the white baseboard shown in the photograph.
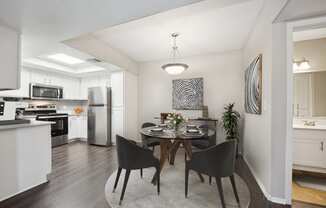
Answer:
[243,156,287,205]
[0,179,48,202]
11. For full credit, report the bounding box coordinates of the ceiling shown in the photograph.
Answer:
[274,0,326,23]
[293,27,326,42]
[0,0,201,75]
[89,0,263,62]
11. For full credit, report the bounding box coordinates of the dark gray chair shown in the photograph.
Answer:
[185,140,239,208]
[141,122,161,151]
[113,135,160,205]
[186,124,217,184]
[191,124,216,149]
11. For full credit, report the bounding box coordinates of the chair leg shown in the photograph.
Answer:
[209,176,212,185]
[230,175,240,203]
[216,177,226,208]
[113,167,122,193]
[156,166,160,195]
[140,168,143,178]
[185,167,189,198]
[119,169,131,205]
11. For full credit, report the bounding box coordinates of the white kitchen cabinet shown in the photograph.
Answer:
[80,75,110,100]
[293,129,326,171]
[0,23,20,90]
[30,70,52,85]
[60,77,80,100]
[68,116,88,140]
[111,107,124,144]
[68,116,79,140]
[0,69,30,97]
[80,116,88,139]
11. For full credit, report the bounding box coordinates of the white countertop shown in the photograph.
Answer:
[0,120,54,131]
[293,124,326,130]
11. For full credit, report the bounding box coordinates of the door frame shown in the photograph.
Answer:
[285,15,326,204]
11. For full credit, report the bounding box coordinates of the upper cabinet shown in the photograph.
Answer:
[80,75,110,100]
[0,24,20,90]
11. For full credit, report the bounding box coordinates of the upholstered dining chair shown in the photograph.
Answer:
[190,124,217,149]
[141,122,161,151]
[186,124,217,184]
[185,140,239,208]
[113,135,160,205]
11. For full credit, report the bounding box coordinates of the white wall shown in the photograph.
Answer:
[294,38,326,71]
[138,51,244,140]
[242,0,289,203]
[124,72,139,140]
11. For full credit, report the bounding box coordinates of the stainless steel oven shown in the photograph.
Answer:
[30,83,63,100]
[36,114,68,147]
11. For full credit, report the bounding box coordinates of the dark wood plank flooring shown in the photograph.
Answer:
[0,141,321,208]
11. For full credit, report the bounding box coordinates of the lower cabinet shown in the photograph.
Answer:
[68,116,88,140]
[293,129,326,171]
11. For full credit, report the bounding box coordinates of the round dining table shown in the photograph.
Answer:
[140,126,215,184]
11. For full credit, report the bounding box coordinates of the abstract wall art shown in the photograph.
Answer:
[245,54,262,114]
[172,78,203,110]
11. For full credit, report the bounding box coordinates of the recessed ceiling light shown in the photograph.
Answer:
[77,66,106,73]
[47,53,85,65]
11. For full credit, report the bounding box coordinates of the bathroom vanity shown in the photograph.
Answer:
[293,124,326,173]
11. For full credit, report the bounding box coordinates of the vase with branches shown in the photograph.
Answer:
[222,103,240,142]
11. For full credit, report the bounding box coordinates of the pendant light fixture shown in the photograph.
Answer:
[162,33,188,75]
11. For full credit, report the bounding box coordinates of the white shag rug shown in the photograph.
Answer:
[105,158,250,208]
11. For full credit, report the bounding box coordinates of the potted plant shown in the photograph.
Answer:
[222,103,241,155]
[167,112,185,131]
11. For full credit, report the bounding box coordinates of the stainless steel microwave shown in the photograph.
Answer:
[30,83,63,100]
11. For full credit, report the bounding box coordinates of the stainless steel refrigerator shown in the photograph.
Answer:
[87,87,112,146]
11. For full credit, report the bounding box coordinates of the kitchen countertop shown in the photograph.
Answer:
[293,124,326,130]
[0,120,54,131]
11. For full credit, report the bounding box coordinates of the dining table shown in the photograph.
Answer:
[140,125,215,184]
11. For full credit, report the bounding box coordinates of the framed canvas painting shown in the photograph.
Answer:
[172,78,203,110]
[245,54,262,114]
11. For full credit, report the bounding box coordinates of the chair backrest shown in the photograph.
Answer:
[142,122,156,128]
[199,124,217,146]
[116,135,139,169]
[194,140,236,177]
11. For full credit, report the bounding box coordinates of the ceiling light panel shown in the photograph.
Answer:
[47,53,85,65]
[77,66,106,73]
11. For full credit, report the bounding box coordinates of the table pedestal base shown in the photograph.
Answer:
[151,140,204,184]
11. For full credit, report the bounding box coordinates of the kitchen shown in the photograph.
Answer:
[0,19,138,202]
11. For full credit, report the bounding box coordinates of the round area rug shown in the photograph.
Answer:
[105,159,250,208]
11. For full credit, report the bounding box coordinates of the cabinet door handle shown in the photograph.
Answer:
[321,142,324,152]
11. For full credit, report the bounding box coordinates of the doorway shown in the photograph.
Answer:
[286,16,326,207]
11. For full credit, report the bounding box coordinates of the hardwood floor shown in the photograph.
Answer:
[0,141,320,208]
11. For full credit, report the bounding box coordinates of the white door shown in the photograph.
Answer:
[293,138,326,168]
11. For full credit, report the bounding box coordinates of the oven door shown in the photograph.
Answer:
[37,115,68,137]
[30,84,63,100]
